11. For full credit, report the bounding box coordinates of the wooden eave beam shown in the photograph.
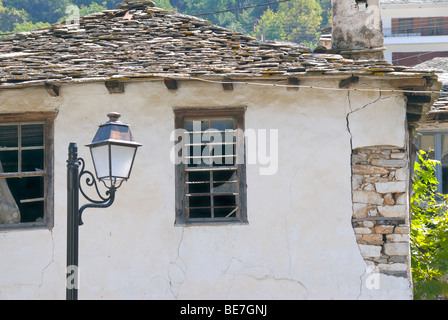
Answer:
[287,77,300,91]
[45,83,60,97]
[339,75,359,88]
[222,78,233,91]
[105,81,125,94]
[164,78,178,90]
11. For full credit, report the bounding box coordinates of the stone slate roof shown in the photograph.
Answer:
[0,1,439,89]
[381,0,448,5]
[413,58,448,121]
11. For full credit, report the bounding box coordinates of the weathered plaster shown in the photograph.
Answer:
[332,0,384,52]
[0,80,412,299]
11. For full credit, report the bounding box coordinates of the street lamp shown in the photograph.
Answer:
[66,112,141,300]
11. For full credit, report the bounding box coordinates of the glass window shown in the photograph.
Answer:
[174,108,247,225]
[0,116,54,229]
[436,18,442,35]
[418,132,448,194]
[398,18,413,34]
[420,134,435,159]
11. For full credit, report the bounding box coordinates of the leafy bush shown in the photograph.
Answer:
[411,150,448,299]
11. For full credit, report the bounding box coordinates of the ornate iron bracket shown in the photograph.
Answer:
[78,157,116,225]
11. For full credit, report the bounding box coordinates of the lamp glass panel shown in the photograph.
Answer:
[90,144,110,180]
[110,144,136,179]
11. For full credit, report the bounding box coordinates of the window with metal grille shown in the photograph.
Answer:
[174,108,247,225]
[0,113,55,229]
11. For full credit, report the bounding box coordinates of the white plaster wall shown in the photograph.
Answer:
[0,79,411,299]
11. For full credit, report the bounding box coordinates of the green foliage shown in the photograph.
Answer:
[11,20,50,32]
[0,0,329,47]
[153,0,173,10]
[317,0,331,27]
[3,0,72,23]
[253,8,282,40]
[411,150,448,299]
[0,0,28,32]
[276,0,322,44]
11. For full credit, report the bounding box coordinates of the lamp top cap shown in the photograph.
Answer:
[107,112,121,122]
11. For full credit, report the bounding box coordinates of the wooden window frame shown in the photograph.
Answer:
[174,107,247,226]
[0,112,56,230]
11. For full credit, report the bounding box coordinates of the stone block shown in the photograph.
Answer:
[375,181,406,193]
[362,234,383,245]
[371,159,407,168]
[383,193,394,205]
[359,244,382,258]
[390,153,406,160]
[363,221,375,228]
[352,165,389,175]
[353,203,368,218]
[354,227,372,234]
[386,234,409,242]
[352,174,363,190]
[384,243,409,256]
[395,226,410,234]
[395,193,407,205]
[374,225,394,234]
[395,168,408,181]
[377,205,406,218]
[378,263,408,272]
[353,190,383,205]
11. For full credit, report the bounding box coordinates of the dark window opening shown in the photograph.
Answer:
[174,108,247,225]
[0,115,54,229]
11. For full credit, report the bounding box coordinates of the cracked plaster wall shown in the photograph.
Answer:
[0,79,411,299]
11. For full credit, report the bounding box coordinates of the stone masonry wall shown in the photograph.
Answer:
[351,146,410,278]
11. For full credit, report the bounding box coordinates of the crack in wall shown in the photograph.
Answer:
[37,229,55,298]
[0,230,55,299]
[221,257,308,299]
[168,228,186,299]
[344,90,412,299]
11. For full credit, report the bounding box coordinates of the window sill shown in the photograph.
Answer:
[175,219,248,227]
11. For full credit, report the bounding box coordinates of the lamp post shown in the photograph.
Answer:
[66,112,141,300]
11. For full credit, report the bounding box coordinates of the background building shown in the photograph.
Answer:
[381,0,448,66]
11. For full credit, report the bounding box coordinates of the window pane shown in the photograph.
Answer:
[406,18,413,32]
[189,208,211,219]
[398,19,405,33]
[441,133,448,194]
[189,196,211,208]
[6,177,44,200]
[442,133,448,163]
[0,151,18,172]
[188,171,209,182]
[19,201,44,223]
[185,120,209,132]
[436,19,442,35]
[1,177,45,224]
[213,170,236,182]
[0,125,18,148]
[420,134,435,159]
[211,120,234,131]
[189,182,210,194]
[213,181,237,193]
[215,207,237,218]
[213,145,235,166]
[0,177,20,224]
[22,149,44,172]
[22,124,44,147]
[213,195,236,207]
